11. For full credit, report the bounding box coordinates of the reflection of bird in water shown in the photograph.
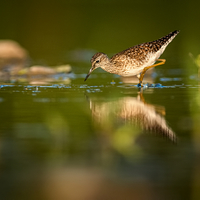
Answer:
[85,30,179,86]
[89,93,176,143]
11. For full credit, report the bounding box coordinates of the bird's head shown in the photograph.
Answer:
[84,52,109,81]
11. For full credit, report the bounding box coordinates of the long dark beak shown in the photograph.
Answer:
[84,68,93,81]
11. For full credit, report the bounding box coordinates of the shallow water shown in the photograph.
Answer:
[1,68,200,200]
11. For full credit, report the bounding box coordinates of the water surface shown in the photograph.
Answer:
[0,70,199,200]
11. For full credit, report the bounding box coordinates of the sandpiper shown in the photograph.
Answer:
[85,30,179,86]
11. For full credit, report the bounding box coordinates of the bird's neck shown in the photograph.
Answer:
[100,58,117,74]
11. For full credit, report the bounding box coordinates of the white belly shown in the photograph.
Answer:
[122,47,166,77]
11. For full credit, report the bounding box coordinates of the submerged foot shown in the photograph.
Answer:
[137,83,163,88]
[137,82,143,87]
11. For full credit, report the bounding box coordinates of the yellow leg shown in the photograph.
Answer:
[138,59,166,86]
[137,90,165,115]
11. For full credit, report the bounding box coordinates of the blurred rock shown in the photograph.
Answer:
[18,65,72,76]
[15,65,72,85]
[18,65,56,76]
[55,65,72,73]
[0,40,29,75]
[0,40,72,83]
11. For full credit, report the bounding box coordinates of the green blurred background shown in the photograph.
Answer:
[0,0,199,68]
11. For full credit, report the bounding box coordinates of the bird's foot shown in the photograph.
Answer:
[137,82,143,87]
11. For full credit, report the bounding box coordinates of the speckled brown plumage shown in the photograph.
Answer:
[111,30,179,61]
[85,30,179,85]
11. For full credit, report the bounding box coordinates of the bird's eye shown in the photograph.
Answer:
[96,60,100,63]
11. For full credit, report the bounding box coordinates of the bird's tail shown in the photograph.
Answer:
[158,30,180,46]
